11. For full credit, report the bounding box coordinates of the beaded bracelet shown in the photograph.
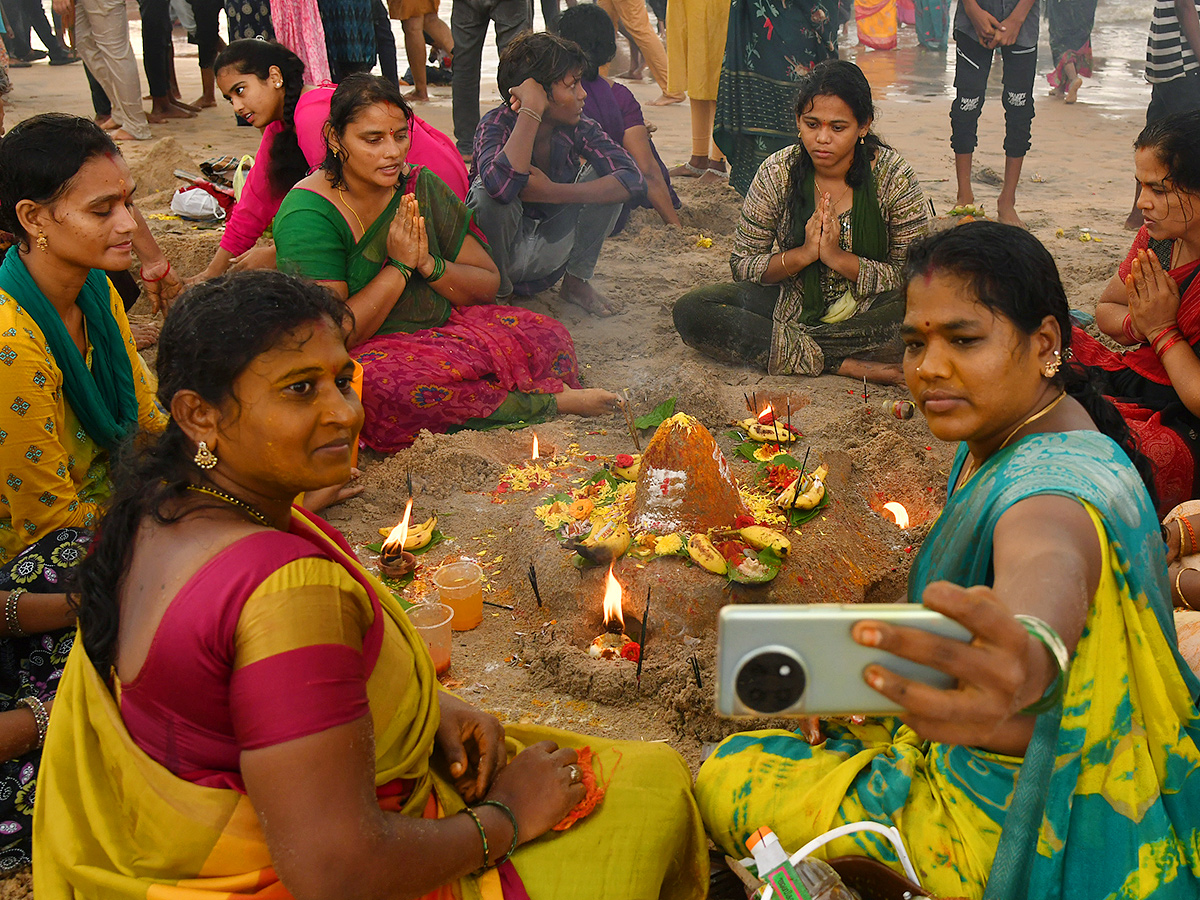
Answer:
[139,262,172,282]
[18,696,48,748]
[5,588,27,638]
[387,257,415,280]
[428,255,446,282]
[1184,517,1198,559]
[478,800,519,863]
[462,806,489,871]
[1014,614,1070,716]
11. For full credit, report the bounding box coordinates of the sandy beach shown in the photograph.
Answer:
[0,4,1160,893]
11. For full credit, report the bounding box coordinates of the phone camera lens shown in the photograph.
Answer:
[735,650,806,714]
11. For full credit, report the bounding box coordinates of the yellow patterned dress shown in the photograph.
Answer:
[0,282,163,564]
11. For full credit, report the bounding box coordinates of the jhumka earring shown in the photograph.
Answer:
[1043,350,1062,378]
[36,232,48,252]
[194,441,218,469]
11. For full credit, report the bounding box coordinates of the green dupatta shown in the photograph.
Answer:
[350,166,480,336]
[0,245,138,450]
[789,165,888,326]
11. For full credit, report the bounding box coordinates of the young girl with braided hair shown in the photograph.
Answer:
[190,40,468,283]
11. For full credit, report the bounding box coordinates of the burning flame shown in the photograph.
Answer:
[757,403,774,425]
[383,497,414,554]
[531,433,539,460]
[882,501,910,529]
[602,563,625,629]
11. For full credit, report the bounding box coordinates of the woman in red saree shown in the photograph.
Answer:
[1070,111,1200,512]
[274,74,618,453]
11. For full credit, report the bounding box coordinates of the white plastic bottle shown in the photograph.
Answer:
[746,827,860,900]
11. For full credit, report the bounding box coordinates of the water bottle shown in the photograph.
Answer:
[746,827,860,900]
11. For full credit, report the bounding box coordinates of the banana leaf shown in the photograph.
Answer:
[634,397,676,429]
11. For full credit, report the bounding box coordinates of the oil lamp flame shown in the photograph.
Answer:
[383,497,414,554]
[882,501,910,529]
[602,563,625,629]
[757,403,774,424]
[531,433,539,460]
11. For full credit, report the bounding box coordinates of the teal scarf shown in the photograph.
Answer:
[790,165,888,326]
[0,245,139,450]
[910,431,1200,900]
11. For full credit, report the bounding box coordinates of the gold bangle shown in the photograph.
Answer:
[1176,567,1200,611]
[781,251,796,278]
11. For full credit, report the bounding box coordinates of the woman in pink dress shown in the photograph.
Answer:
[190,40,469,283]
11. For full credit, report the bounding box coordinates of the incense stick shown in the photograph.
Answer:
[690,655,703,689]
[406,469,413,498]
[619,391,642,451]
[793,447,811,510]
[636,586,650,687]
[483,600,515,610]
[527,562,543,608]
[743,392,752,415]
[786,399,791,436]
[862,376,868,404]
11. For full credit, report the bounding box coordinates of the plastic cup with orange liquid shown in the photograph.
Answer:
[408,601,453,674]
[432,561,484,631]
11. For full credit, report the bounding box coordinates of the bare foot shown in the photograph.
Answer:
[191,95,218,109]
[149,105,194,121]
[130,321,161,349]
[560,274,624,317]
[835,358,905,386]
[300,468,364,513]
[97,117,119,130]
[956,190,975,207]
[698,167,729,184]
[1064,76,1083,104]
[669,158,707,178]
[648,93,686,107]
[111,129,145,141]
[172,98,202,113]
[996,198,1025,228]
[557,387,622,417]
[403,89,430,102]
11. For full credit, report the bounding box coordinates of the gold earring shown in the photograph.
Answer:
[1043,350,1062,378]
[194,441,218,469]
[36,232,48,252]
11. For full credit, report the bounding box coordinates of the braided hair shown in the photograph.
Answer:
[786,60,889,232]
[214,40,309,196]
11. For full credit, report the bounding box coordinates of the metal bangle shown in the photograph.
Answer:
[478,800,520,863]
[17,696,48,748]
[462,806,489,871]
[1014,614,1070,716]
[517,107,542,124]
[5,588,27,638]
[1176,567,1200,611]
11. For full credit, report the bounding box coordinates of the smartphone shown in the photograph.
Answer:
[715,604,973,718]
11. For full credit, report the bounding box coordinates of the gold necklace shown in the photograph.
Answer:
[186,484,275,528]
[957,391,1068,488]
[336,187,367,236]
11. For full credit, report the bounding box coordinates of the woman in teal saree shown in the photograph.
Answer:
[696,223,1200,899]
[275,75,617,452]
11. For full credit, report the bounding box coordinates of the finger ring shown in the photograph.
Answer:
[568,764,580,783]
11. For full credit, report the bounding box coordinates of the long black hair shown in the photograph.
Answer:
[73,271,352,673]
[787,60,889,233]
[213,40,308,196]
[903,221,1159,506]
[0,113,119,243]
[558,4,616,82]
[321,73,412,190]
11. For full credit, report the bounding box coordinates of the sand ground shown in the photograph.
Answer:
[0,10,1150,894]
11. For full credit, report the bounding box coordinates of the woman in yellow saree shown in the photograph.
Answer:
[696,223,1200,899]
[33,271,708,900]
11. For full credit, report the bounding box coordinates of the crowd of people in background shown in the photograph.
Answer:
[0,0,1199,897]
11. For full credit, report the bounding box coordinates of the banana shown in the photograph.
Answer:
[738,526,790,556]
[612,454,641,481]
[745,422,798,443]
[378,515,438,550]
[776,464,828,510]
[569,520,631,565]
[687,533,728,575]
